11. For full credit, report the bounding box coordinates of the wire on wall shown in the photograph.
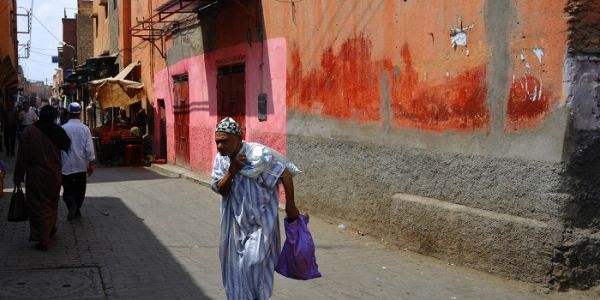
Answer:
[274,0,301,23]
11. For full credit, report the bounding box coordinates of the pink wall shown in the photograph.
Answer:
[153,38,288,175]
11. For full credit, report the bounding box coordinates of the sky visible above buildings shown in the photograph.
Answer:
[17,0,77,84]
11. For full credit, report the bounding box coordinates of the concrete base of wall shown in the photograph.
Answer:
[390,193,561,284]
[288,134,599,288]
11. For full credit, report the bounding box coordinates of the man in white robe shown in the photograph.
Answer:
[211,117,299,300]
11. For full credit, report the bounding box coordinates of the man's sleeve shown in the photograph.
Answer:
[210,155,226,193]
[258,161,285,189]
[85,128,96,161]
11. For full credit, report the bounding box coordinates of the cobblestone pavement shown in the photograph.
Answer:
[0,158,596,299]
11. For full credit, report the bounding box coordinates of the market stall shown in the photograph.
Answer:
[88,70,146,166]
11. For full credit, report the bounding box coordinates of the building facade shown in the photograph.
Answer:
[100,0,599,289]
[0,0,19,107]
[77,0,94,65]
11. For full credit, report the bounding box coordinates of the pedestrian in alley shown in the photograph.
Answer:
[61,102,95,221]
[211,117,301,300]
[13,105,71,251]
[2,101,18,156]
[18,101,39,141]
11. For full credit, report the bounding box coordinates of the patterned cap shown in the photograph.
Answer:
[216,117,241,136]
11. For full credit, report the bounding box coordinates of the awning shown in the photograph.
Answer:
[89,78,144,109]
[114,61,141,80]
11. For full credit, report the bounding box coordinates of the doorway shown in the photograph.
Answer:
[217,64,246,138]
[173,74,190,167]
[157,99,167,160]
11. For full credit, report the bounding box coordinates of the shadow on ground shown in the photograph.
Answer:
[0,192,212,299]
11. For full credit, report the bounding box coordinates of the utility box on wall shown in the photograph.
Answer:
[258,93,267,121]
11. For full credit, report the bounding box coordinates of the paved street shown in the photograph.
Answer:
[0,158,595,299]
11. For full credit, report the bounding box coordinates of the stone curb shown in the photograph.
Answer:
[145,164,212,188]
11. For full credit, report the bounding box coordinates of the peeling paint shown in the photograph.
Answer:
[449,21,475,49]
[506,45,554,130]
[532,48,544,64]
[507,75,552,130]
[450,31,467,48]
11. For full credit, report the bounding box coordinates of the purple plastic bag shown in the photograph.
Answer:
[275,215,322,280]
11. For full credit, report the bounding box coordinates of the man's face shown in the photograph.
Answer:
[215,132,241,157]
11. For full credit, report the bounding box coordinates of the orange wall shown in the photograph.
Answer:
[264,0,568,133]
[0,0,18,76]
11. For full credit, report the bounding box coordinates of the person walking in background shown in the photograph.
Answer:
[61,102,95,221]
[20,101,38,128]
[13,105,71,251]
[18,101,38,142]
[3,101,18,156]
[210,117,300,300]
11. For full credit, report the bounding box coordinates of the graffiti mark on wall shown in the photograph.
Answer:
[506,47,553,130]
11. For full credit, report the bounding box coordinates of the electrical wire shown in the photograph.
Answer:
[21,57,56,65]
[31,47,58,51]
[30,49,54,56]
[31,12,62,44]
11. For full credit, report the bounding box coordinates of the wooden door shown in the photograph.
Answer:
[173,74,190,167]
[217,64,246,138]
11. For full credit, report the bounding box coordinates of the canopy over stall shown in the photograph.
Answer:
[87,62,146,166]
[88,61,144,109]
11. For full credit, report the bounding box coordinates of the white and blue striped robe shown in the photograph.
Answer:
[211,144,285,300]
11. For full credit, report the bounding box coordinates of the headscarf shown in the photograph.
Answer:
[34,105,71,152]
[215,117,241,136]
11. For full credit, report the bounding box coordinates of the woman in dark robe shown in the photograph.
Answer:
[13,105,71,251]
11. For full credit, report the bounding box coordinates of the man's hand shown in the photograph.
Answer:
[281,169,300,220]
[87,162,94,177]
[286,205,300,220]
[228,154,247,175]
[216,155,246,196]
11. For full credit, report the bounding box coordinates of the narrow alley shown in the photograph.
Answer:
[0,156,594,299]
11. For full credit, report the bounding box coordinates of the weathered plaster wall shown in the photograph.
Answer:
[261,0,599,287]
[264,0,569,162]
